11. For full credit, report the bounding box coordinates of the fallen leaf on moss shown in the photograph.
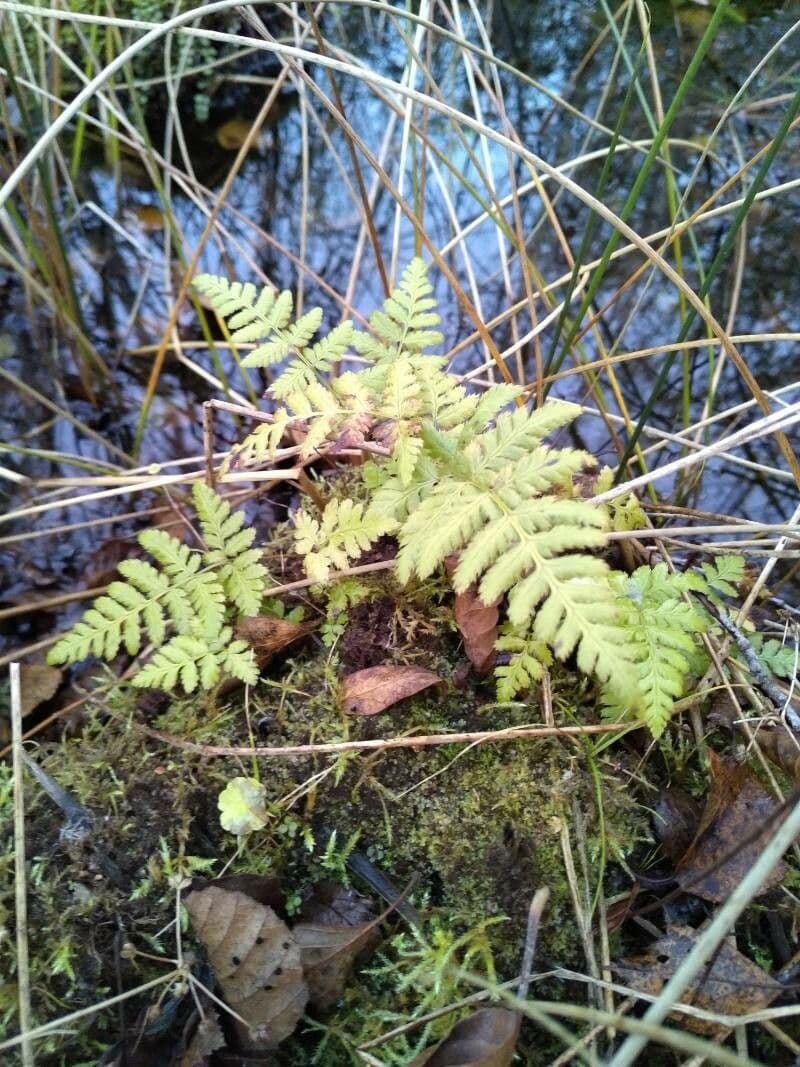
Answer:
[675,751,786,901]
[185,887,308,1050]
[235,614,316,668]
[294,917,378,1009]
[613,925,781,1036]
[342,664,442,716]
[19,663,62,716]
[453,585,500,675]
[409,1007,520,1066]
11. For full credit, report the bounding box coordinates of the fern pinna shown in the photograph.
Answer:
[48,483,266,693]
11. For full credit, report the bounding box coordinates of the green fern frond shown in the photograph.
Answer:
[608,564,705,736]
[193,483,268,616]
[270,321,355,401]
[139,528,226,637]
[241,306,323,369]
[194,275,294,345]
[225,410,291,471]
[294,499,397,582]
[48,485,266,693]
[494,626,553,702]
[392,405,635,694]
[751,633,799,681]
[699,555,745,598]
[354,258,444,361]
[131,626,258,694]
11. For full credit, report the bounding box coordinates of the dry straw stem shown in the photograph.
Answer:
[10,664,33,1066]
[3,1,796,473]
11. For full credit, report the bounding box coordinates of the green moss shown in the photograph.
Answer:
[0,542,649,1065]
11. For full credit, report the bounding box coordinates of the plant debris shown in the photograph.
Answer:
[341,664,443,716]
[675,752,786,901]
[613,925,782,1036]
[409,1007,520,1066]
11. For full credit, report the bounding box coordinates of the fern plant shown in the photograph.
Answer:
[48,483,265,693]
[200,259,645,716]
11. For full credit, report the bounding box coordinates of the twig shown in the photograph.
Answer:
[130,720,633,759]
[10,664,34,1067]
[698,593,800,729]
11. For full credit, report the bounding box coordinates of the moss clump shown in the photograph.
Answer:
[1,553,648,1065]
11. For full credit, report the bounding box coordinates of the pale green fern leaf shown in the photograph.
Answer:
[193,483,267,616]
[700,555,745,598]
[354,258,443,361]
[225,410,291,471]
[494,627,553,702]
[138,528,226,637]
[393,429,425,487]
[270,320,355,400]
[394,403,635,694]
[608,565,705,736]
[294,499,397,581]
[194,275,293,344]
[461,383,524,437]
[132,634,216,693]
[751,633,799,681]
[241,306,323,369]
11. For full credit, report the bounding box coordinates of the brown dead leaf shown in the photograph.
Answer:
[409,1008,520,1066]
[613,925,781,1036]
[19,663,62,716]
[453,586,500,675]
[341,664,442,716]
[235,615,316,669]
[185,887,308,1049]
[675,752,786,902]
[294,918,378,1010]
[180,1009,225,1067]
[652,788,702,863]
[301,881,374,927]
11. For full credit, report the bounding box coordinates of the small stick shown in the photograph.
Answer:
[202,401,216,489]
[10,664,34,1067]
[133,720,634,760]
[699,593,800,729]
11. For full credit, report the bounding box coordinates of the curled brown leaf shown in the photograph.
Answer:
[341,664,442,716]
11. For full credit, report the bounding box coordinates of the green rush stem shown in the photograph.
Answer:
[614,84,800,481]
[546,0,732,378]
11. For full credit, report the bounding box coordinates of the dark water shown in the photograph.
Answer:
[1,0,799,651]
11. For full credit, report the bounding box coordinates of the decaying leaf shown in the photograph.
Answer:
[676,751,786,901]
[185,887,308,1049]
[453,585,500,675]
[19,663,62,716]
[218,777,268,837]
[341,664,442,716]
[652,787,701,864]
[613,925,781,1036]
[409,1007,520,1066]
[294,919,378,1010]
[293,882,378,1009]
[235,614,316,668]
[180,1008,225,1067]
